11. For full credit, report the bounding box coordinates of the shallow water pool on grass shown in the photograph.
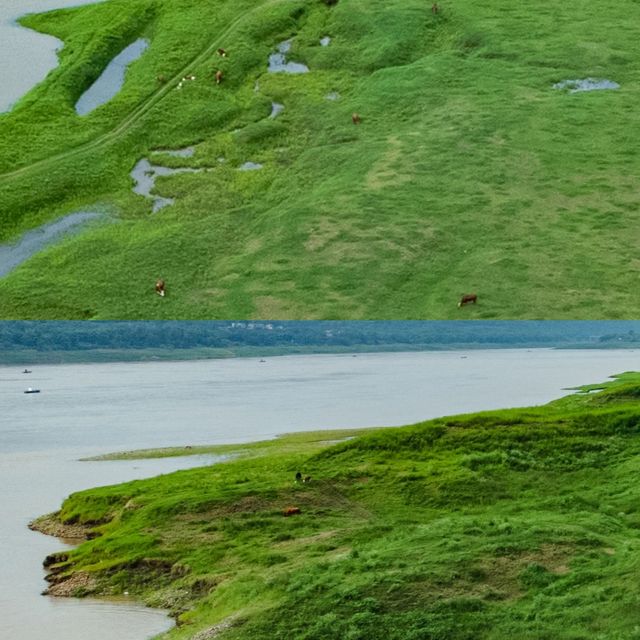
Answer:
[0,211,106,278]
[270,102,284,118]
[238,161,263,171]
[553,78,620,93]
[154,146,195,158]
[268,40,309,74]
[131,158,202,212]
[75,38,149,115]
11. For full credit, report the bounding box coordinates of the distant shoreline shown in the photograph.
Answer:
[1,342,638,366]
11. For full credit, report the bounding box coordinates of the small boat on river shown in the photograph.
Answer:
[22,369,32,373]
[24,387,40,394]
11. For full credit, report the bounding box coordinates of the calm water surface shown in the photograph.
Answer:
[1,349,639,639]
[0,0,104,113]
[75,38,149,115]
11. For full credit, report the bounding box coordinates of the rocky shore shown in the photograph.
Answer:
[29,513,97,597]
[29,512,92,541]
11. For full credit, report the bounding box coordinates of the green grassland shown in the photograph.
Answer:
[38,372,640,638]
[1,0,639,318]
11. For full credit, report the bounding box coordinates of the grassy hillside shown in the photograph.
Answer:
[37,372,640,638]
[1,0,639,318]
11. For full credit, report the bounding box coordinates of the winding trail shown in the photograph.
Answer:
[0,0,296,184]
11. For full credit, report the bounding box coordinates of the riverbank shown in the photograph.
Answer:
[38,372,640,639]
[5,341,640,366]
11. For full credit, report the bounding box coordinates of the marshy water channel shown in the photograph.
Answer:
[131,156,203,212]
[75,38,149,115]
[0,0,106,113]
[0,211,107,278]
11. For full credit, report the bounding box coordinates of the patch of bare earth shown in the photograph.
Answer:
[387,544,578,609]
[177,495,272,523]
[479,543,576,598]
[365,135,413,191]
[305,217,340,252]
[273,529,339,549]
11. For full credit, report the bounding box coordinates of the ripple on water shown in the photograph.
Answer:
[268,40,309,74]
[553,78,620,93]
[75,39,149,115]
[0,211,106,278]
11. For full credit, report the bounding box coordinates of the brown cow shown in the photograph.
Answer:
[155,279,166,297]
[352,112,361,124]
[283,506,301,516]
[458,293,477,307]
[303,475,312,483]
[215,70,224,84]
[217,48,227,57]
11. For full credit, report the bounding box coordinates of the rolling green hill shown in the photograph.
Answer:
[1,0,638,318]
[36,372,640,638]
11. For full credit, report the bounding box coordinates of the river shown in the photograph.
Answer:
[0,0,103,113]
[0,348,638,639]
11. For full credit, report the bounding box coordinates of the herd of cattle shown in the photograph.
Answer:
[153,5,479,310]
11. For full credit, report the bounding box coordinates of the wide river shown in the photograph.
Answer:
[0,348,638,639]
[0,0,103,113]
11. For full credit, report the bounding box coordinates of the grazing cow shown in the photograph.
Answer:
[284,506,301,516]
[458,293,477,307]
[432,3,439,14]
[215,70,224,84]
[303,475,311,483]
[295,471,302,482]
[155,279,166,297]
[217,48,227,57]
[352,112,361,124]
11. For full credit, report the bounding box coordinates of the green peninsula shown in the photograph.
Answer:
[35,372,640,638]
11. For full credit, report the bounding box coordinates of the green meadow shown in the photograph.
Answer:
[0,0,639,318]
[37,372,640,638]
